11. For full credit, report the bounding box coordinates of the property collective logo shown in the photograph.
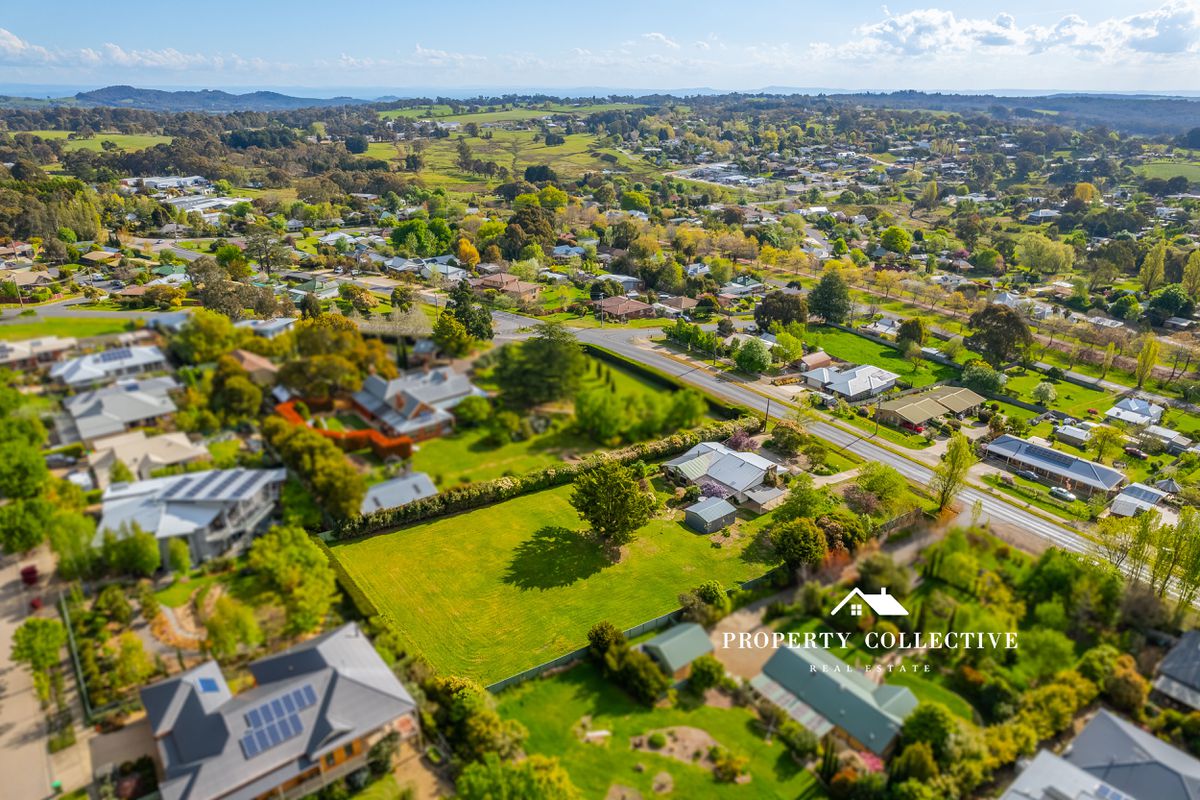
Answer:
[720,585,1018,655]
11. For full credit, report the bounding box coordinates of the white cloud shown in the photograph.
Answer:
[834,1,1200,62]
[0,28,55,65]
[406,44,485,68]
[642,32,680,49]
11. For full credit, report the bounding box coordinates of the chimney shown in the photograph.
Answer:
[879,588,888,595]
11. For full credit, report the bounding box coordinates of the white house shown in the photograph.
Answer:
[50,345,169,388]
[1105,397,1165,427]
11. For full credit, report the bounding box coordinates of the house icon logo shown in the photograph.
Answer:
[830,587,909,617]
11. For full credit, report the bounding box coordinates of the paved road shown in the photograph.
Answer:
[576,325,1096,557]
[0,550,55,800]
[0,297,178,323]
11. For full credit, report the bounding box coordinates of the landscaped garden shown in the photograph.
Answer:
[330,482,778,684]
[497,662,827,799]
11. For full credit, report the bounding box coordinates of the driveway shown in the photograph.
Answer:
[0,549,55,800]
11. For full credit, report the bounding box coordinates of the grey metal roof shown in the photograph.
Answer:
[143,623,417,800]
[62,377,179,441]
[985,435,1126,492]
[1066,710,1200,800]
[757,646,917,756]
[50,345,167,386]
[643,623,714,674]
[1001,750,1127,800]
[684,496,737,523]
[359,473,437,514]
[1157,631,1200,708]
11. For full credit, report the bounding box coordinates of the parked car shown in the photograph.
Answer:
[1015,469,1039,481]
[1123,446,1148,459]
[1049,486,1078,503]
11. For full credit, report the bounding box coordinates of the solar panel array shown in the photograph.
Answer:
[98,347,132,363]
[197,677,220,694]
[239,684,317,759]
[1026,442,1076,467]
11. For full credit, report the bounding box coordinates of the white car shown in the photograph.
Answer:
[1049,486,1077,503]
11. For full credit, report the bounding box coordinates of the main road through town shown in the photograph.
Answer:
[551,319,1095,558]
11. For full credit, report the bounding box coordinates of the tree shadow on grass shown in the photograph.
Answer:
[740,525,778,566]
[503,526,613,590]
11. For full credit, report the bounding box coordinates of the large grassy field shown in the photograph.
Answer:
[1134,161,1200,181]
[410,422,593,488]
[804,326,958,387]
[329,484,776,684]
[363,129,655,194]
[29,129,173,152]
[498,662,826,799]
[0,317,138,340]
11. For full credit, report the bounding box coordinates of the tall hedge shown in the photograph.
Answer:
[332,416,763,539]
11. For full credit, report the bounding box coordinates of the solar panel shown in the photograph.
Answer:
[301,685,317,707]
[240,734,260,758]
[206,470,245,499]
[184,470,224,499]
[265,723,282,747]
[282,694,295,714]
[254,729,270,751]
[229,471,264,500]
[198,677,219,694]
[261,704,275,724]
[271,698,285,718]
[247,708,262,728]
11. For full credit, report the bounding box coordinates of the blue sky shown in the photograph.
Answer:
[3,1,1200,95]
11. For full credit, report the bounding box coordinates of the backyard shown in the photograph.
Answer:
[0,316,138,340]
[497,662,827,799]
[803,326,958,388]
[329,483,778,684]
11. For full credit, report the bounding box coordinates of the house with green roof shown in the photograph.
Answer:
[751,646,917,756]
[642,623,714,681]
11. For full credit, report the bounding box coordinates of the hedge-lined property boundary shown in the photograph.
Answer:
[330,415,763,539]
[582,343,751,420]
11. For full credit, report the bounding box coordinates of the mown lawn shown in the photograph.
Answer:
[803,326,957,388]
[1002,371,1111,418]
[330,484,777,684]
[0,317,138,340]
[29,129,173,152]
[411,422,594,487]
[498,662,827,799]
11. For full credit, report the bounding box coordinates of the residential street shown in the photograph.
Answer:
[0,550,55,800]
[575,324,1096,557]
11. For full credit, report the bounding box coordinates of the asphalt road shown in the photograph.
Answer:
[576,325,1095,558]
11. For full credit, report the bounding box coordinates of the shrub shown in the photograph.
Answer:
[648,732,667,749]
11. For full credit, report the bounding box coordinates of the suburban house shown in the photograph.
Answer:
[0,335,76,371]
[1000,749,1133,800]
[1154,630,1200,712]
[983,434,1127,497]
[1109,482,1167,517]
[1060,709,1200,800]
[469,272,542,301]
[752,646,918,756]
[593,295,655,321]
[59,377,180,445]
[140,622,419,800]
[98,467,287,565]
[87,430,209,488]
[874,386,985,430]
[359,473,438,515]
[798,351,833,371]
[1142,424,1193,455]
[642,623,714,681]
[683,496,738,533]
[659,295,698,313]
[1106,397,1165,427]
[352,367,485,440]
[663,442,778,502]
[235,318,297,339]
[228,349,280,386]
[50,345,169,388]
[1055,422,1097,448]
[801,364,899,402]
[595,272,642,293]
[863,316,902,338]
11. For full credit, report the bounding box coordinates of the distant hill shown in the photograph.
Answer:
[70,85,371,112]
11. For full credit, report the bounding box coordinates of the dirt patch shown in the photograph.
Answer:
[703,688,733,709]
[605,785,643,800]
[651,771,673,794]
[631,726,719,770]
